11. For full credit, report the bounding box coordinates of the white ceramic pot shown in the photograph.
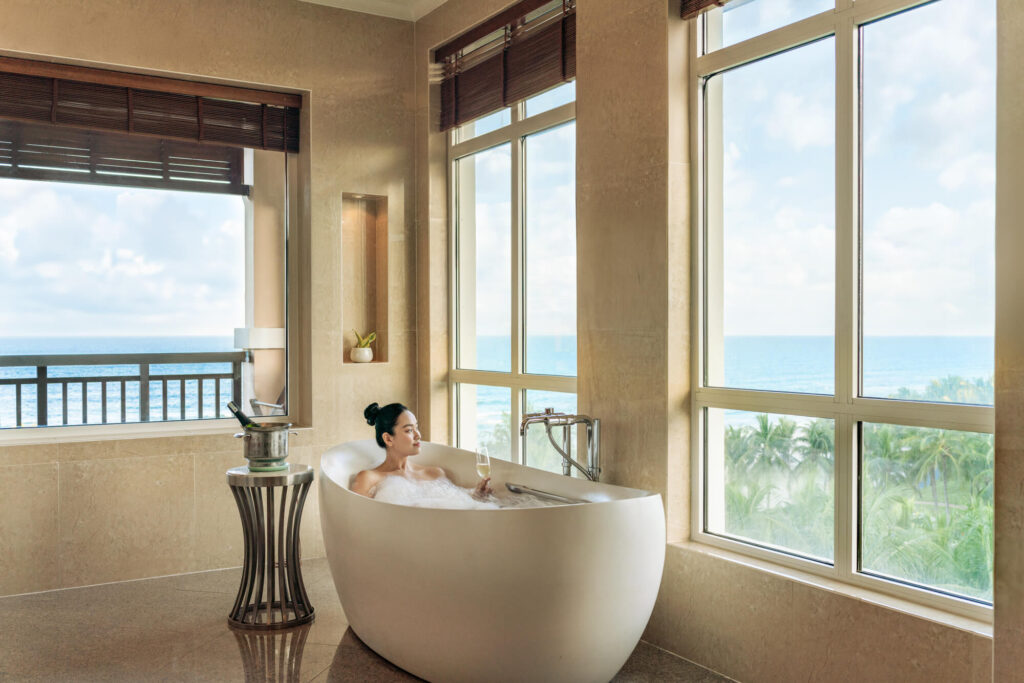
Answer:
[350,347,373,363]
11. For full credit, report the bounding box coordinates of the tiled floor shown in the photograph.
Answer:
[0,558,728,682]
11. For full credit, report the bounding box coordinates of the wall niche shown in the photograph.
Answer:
[342,192,388,363]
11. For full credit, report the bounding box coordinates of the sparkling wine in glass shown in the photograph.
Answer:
[476,447,491,479]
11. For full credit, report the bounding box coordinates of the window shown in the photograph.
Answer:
[451,82,576,473]
[695,0,995,616]
[0,61,299,430]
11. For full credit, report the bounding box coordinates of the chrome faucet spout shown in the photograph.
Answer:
[544,422,590,479]
[518,408,601,482]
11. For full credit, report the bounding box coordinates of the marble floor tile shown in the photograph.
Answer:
[611,642,737,682]
[0,558,727,682]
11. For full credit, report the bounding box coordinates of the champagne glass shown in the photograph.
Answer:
[475,446,491,479]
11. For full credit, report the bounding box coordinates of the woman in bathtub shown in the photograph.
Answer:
[352,402,494,507]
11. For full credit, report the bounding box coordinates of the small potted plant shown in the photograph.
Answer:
[351,329,376,362]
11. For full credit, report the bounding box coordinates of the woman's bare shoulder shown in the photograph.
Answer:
[417,465,447,480]
[351,469,386,497]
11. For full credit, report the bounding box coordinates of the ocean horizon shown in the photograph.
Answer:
[0,334,995,430]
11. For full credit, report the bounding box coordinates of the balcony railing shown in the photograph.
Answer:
[0,351,245,428]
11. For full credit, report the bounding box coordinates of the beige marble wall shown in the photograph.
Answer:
[417,0,1001,680]
[648,544,992,683]
[0,0,417,595]
[0,433,330,596]
[994,0,1024,678]
[575,0,690,534]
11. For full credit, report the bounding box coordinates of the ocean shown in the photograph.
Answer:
[0,336,238,428]
[0,335,995,430]
[465,334,994,433]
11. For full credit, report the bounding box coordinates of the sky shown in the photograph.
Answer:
[0,179,245,337]
[0,0,996,345]
[717,0,996,337]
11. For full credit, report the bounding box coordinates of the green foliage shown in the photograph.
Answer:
[889,375,993,405]
[859,421,993,600]
[719,416,835,560]
[352,329,376,348]
[719,378,993,602]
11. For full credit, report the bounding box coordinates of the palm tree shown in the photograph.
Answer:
[724,479,774,538]
[794,418,834,481]
[724,424,752,479]
[913,429,964,525]
[746,413,796,476]
[862,423,912,490]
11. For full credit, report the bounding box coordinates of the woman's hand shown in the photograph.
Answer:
[473,477,493,498]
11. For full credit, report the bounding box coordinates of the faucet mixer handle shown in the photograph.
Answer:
[522,407,560,420]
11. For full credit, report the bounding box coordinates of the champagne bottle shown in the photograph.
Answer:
[227,401,259,429]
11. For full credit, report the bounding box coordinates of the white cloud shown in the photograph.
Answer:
[0,227,16,265]
[723,207,834,336]
[862,0,995,173]
[938,152,995,191]
[766,92,832,150]
[712,0,993,341]
[35,262,62,278]
[0,178,245,337]
[863,201,994,336]
[469,199,512,336]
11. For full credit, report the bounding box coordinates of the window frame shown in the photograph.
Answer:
[690,0,994,621]
[0,147,296,439]
[448,92,577,466]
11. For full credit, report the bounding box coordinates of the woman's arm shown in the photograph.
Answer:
[472,477,493,497]
[351,470,383,497]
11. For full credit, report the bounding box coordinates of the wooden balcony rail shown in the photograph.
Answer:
[0,351,245,428]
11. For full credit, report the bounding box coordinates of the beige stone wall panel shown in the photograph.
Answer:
[995,0,1024,678]
[0,463,60,595]
[59,455,195,587]
[193,450,246,571]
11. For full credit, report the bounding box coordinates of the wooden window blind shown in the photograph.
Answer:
[681,0,730,21]
[0,56,301,194]
[436,0,576,132]
[0,119,246,195]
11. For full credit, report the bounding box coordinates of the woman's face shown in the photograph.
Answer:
[384,410,421,456]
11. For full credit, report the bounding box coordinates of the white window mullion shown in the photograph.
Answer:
[511,137,523,378]
[834,11,858,412]
[450,104,575,161]
[834,4,859,580]
[694,9,836,77]
[510,119,524,463]
[511,387,524,465]
[690,16,707,539]
[834,412,856,584]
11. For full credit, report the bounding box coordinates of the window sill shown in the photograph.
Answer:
[668,540,992,638]
[0,417,308,447]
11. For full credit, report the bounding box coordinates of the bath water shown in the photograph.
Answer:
[371,474,563,510]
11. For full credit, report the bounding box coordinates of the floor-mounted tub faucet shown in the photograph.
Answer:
[520,408,601,482]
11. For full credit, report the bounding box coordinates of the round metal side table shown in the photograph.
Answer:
[227,463,315,630]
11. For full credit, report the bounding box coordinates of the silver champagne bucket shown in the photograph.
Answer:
[234,422,294,472]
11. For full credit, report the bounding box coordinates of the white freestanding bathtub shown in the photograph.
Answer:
[319,440,666,683]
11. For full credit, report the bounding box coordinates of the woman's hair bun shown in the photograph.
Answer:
[363,402,380,426]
